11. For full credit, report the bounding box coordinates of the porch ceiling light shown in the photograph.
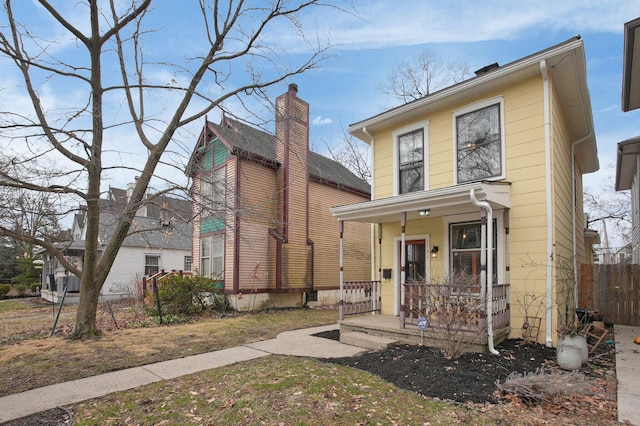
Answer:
[418,209,430,217]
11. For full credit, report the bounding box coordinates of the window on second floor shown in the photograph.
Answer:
[455,100,504,184]
[199,167,226,220]
[398,129,424,194]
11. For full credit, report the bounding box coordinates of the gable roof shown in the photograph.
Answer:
[615,135,640,190]
[348,36,598,174]
[101,187,192,221]
[98,212,192,250]
[62,189,193,252]
[623,17,640,112]
[188,116,371,196]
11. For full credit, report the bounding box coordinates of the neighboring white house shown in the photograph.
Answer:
[40,181,193,304]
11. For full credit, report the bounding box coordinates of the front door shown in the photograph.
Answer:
[397,239,427,315]
[405,239,426,282]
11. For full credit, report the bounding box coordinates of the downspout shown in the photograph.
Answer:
[470,189,499,355]
[571,134,592,308]
[541,59,554,348]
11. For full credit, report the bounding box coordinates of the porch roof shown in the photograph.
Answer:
[331,181,511,223]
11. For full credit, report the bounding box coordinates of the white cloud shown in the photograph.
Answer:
[312,116,333,126]
[300,1,640,51]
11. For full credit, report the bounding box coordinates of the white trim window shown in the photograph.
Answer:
[393,120,429,195]
[449,220,498,293]
[199,166,226,220]
[144,255,160,276]
[200,234,224,278]
[454,98,505,184]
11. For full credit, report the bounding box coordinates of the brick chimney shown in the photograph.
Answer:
[275,83,311,289]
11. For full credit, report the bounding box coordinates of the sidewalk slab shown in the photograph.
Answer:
[0,324,359,423]
[0,346,269,423]
[0,367,159,422]
[246,324,367,358]
[144,346,269,380]
[615,324,640,426]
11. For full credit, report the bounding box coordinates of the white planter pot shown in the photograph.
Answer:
[557,334,588,371]
[560,335,588,363]
[557,344,583,370]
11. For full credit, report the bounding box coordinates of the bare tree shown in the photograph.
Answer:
[379,48,471,105]
[325,130,371,183]
[584,166,631,249]
[0,0,336,339]
[0,183,64,254]
[328,49,470,184]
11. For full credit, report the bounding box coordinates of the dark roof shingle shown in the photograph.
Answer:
[211,117,370,196]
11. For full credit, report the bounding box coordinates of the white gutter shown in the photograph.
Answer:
[571,133,592,308]
[470,189,499,355]
[541,59,554,348]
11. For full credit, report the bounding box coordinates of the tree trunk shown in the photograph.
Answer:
[70,280,101,339]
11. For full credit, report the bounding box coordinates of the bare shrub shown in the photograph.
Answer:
[406,271,485,358]
[496,367,593,404]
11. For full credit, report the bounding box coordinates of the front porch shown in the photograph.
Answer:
[339,313,511,353]
[338,280,511,353]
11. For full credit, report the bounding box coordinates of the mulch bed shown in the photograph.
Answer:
[314,327,618,423]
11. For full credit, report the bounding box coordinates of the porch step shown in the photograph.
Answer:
[340,331,397,351]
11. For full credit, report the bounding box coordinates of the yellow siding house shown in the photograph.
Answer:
[332,37,599,349]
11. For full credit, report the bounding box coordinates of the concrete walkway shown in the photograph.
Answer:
[0,324,366,423]
[615,324,640,425]
[1,324,639,424]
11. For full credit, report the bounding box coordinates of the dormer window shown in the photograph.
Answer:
[454,99,504,184]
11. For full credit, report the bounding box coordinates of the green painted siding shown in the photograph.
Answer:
[214,140,229,166]
[200,138,229,171]
[200,217,225,234]
[202,146,213,171]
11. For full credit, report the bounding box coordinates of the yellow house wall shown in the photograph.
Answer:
[371,75,581,344]
[549,80,589,343]
[376,217,444,315]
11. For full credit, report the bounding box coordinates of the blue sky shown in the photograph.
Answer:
[2,1,640,218]
[283,1,640,198]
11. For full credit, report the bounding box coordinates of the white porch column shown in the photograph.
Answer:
[400,212,406,325]
[480,209,487,305]
[376,223,382,313]
[339,220,344,321]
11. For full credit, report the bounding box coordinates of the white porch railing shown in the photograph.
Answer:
[401,282,510,335]
[339,280,381,320]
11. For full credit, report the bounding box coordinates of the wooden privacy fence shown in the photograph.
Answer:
[580,264,640,326]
